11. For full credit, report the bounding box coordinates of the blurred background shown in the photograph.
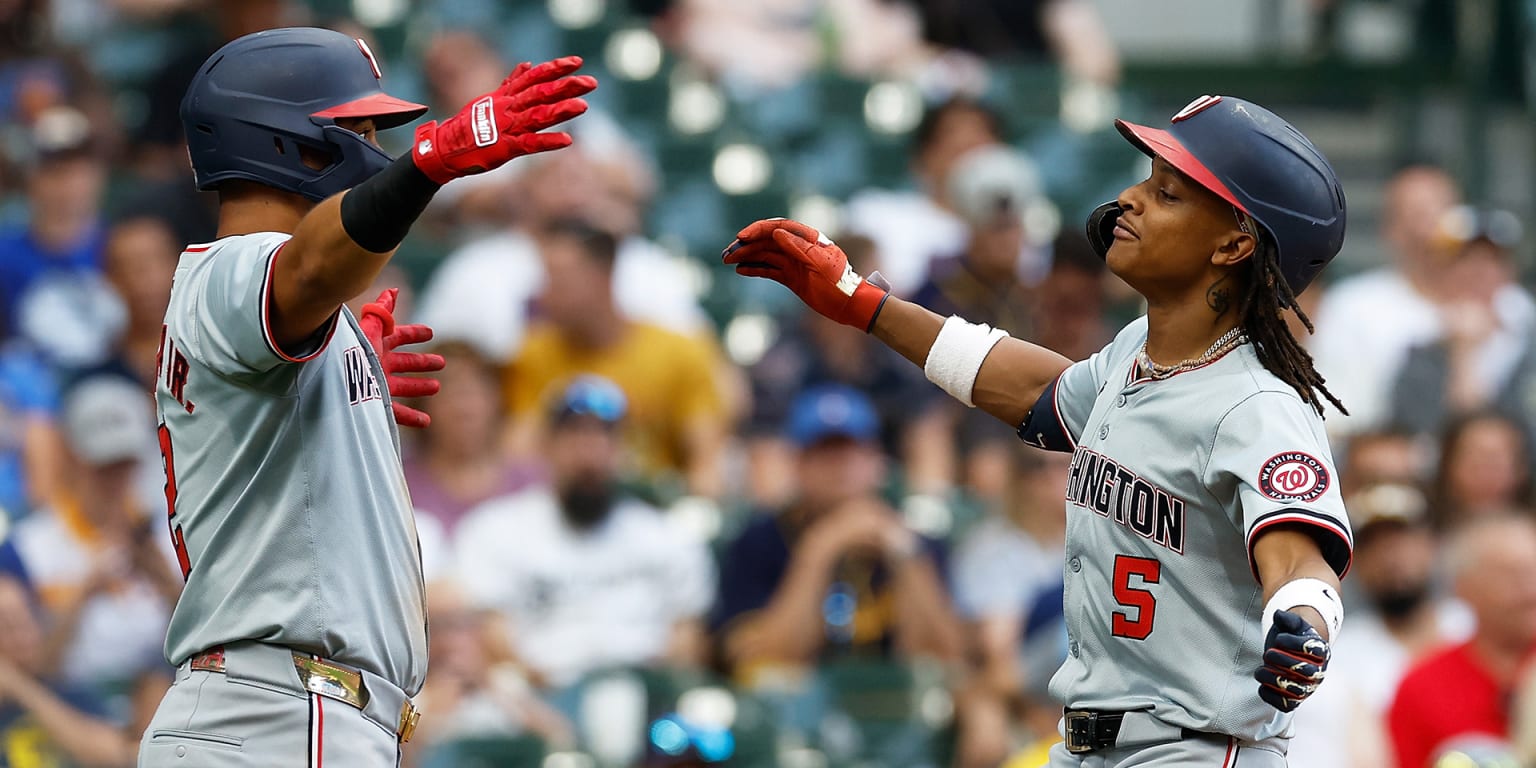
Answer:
[4,0,1536,766]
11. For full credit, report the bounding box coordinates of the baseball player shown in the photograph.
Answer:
[140,27,594,766]
[725,95,1350,766]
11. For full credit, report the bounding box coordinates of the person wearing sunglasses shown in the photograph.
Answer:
[453,375,716,690]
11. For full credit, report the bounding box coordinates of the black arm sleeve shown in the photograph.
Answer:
[339,154,442,254]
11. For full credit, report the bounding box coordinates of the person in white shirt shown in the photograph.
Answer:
[1310,166,1535,438]
[414,112,707,362]
[13,375,182,693]
[453,376,715,688]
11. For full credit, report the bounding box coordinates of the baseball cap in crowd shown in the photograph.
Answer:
[550,375,628,427]
[61,376,153,465]
[1345,482,1428,544]
[945,145,1054,234]
[27,106,95,166]
[785,385,879,448]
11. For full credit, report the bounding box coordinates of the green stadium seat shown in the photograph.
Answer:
[421,734,548,768]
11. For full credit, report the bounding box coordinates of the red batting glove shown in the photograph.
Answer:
[411,56,597,185]
[358,289,446,429]
[722,219,890,331]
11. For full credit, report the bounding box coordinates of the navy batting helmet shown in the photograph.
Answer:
[181,27,428,202]
[1087,95,1347,300]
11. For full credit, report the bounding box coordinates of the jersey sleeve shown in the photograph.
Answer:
[1206,391,1353,580]
[181,234,338,375]
[1018,316,1145,452]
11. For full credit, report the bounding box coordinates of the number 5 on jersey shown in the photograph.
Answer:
[1111,554,1160,640]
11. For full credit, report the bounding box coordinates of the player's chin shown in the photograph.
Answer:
[1103,239,1136,275]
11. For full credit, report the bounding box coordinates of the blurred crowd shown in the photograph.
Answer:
[3,1,1536,767]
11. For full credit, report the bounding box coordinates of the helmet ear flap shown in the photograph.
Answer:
[1086,202,1123,259]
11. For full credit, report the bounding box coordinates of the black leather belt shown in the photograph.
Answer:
[1064,709,1218,754]
[1064,709,1124,753]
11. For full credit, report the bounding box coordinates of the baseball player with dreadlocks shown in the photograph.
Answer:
[725,95,1351,766]
[140,27,595,766]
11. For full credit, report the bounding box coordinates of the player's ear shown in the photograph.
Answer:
[1212,231,1256,268]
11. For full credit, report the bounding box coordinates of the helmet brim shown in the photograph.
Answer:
[312,93,429,130]
[1115,119,1248,215]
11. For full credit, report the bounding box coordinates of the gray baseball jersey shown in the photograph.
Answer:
[153,232,426,694]
[1019,316,1352,745]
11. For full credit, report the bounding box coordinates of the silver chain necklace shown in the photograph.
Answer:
[1137,326,1248,380]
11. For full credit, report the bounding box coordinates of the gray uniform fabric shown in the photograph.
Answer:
[1033,317,1352,757]
[141,643,400,767]
[151,232,427,694]
[1045,729,1286,767]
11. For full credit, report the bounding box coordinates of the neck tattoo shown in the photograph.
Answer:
[1137,326,1248,379]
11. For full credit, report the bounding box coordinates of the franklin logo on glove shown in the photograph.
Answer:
[472,97,496,147]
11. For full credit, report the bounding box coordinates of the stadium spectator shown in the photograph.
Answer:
[711,385,962,676]
[413,112,705,363]
[1312,166,1535,437]
[1290,483,1471,768]
[950,446,1070,768]
[1430,410,1533,531]
[910,143,1052,501]
[1030,230,1113,363]
[456,376,716,689]
[1389,207,1533,440]
[653,0,825,90]
[405,580,574,765]
[0,570,143,767]
[1388,514,1536,768]
[402,342,542,537]
[911,144,1049,335]
[502,221,730,498]
[1339,427,1430,499]
[89,215,179,390]
[11,376,179,694]
[906,0,1121,85]
[0,106,117,367]
[842,97,1006,295]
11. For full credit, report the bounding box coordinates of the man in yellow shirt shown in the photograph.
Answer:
[504,220,729,498]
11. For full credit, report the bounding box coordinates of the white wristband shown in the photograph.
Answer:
[1262,578,1343,640]
[923,316,1009,407]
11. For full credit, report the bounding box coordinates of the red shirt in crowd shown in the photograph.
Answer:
[1387,641,1509,768]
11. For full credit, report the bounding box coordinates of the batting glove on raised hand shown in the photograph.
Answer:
[358,289,446,429]
[411,56,597,185]
[1254,609,1331,712]
[723,219,890,332]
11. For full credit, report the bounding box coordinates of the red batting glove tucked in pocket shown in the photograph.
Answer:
[358,289,446,429]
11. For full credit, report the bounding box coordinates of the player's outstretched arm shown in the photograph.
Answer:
[1251,527,1344,712]
[723,219,1072,425]
[269,57,596,347]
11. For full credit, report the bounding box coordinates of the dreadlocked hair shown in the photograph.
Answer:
[1238,237,1347,417]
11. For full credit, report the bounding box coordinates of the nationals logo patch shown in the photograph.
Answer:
[1258,452,1330,502]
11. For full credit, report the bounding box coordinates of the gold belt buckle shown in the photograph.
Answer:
[397,700,421,743]
[292,655,367,710]
[1065,711,1094,754]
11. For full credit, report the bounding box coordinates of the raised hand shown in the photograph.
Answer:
[723,219,890,332]
[411,56,597,184]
